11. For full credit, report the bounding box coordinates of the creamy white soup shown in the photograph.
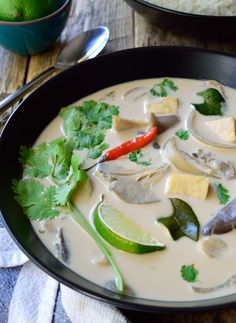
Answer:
[15,78,236,301]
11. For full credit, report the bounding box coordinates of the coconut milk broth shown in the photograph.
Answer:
[32,78,236,301]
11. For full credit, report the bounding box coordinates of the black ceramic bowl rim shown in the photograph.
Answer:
[132,0,236,19]
[0,0,72,26]
[2,46,236,313]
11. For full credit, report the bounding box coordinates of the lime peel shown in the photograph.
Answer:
[0,0,58,22]
[93,201,165,254]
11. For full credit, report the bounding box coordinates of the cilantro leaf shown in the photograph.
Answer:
[175,129,190,141]
[215,183,230,205]
[181,264,198,283]
[19,144,52,178]
[60,107,89,137]
[50,138,76,182]
[129,149,151,166]
[192,88,225,116]
[79,101,119,129]
[88,143,109,159]
[76,127,106,150]
[60,101,118,156]
[12,179,59,221]
[150,79,178,97]
[20,138,77,182]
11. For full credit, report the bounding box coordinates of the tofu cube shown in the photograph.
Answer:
[148,97,178,115]
[206,117,236,143]
[166,174,209,200]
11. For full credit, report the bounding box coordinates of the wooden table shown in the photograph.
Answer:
[1,0,236,321]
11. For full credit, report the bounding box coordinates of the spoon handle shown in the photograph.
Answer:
[0,66,57,116]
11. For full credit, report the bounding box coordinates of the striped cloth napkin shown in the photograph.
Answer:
[0,213,127,323]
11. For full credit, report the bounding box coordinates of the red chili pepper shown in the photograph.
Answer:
[104,127,158,161]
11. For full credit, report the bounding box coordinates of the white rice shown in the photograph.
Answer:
[146,0,236,16]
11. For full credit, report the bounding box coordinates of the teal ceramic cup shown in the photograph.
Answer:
[0,0,72,56]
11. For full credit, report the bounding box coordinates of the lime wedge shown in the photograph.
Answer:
[93,201,165,254]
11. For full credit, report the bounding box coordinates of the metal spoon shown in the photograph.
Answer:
[0,26,109,116]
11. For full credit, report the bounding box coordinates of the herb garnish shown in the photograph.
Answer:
[150,79,178,97]
[60,101,119,159]
[215,183,230,205]
[129,149,151,166]
[12,179,59,221]
[175,129,190,141]
[88,143,109,160]
[13,100,125,293]
[19,138,76,182]
[181,264,199,283]
[157,198,200,241]
[192,88,225,116]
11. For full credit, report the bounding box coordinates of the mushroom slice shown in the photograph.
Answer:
[220,161,235,179]
[149,113,180,134]
[112,113,180,133]
[112,115,149,131]
[192,275,236,294]
[191,150,235,180]
[187,110,236,149]
[54,228,69,263]
[161,137,219,177]
[202,237,227,258]
[97,159,155,176]
[106,164,169,204]
[202,198,236,235]
[109,165,168,204]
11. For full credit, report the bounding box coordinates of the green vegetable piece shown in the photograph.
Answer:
[128,149,151,166]
[60,107,89,137]
[157,198,200,241]
[54,153,88,206]
[60,101,119,158]
[19,138,77,182]
[19,144,52,178]
[150,79,178,97]
[175,129,190,141]
[80,101,119,129]
[12,179,59,221]
[215,183,230,205]
[88,143,109,159]
[192,88,225,116]
[76,128,105,150]
[181,264,199,282]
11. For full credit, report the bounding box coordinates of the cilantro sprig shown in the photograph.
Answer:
[13,99,125,293]
[192,88,225,116]
[128,149,151,166]
[150,79,178,97]
[175,129,190,141]
[19,138,77,182]
[60,101,118,159]
[215,183,230,205]
[181,264,199,283]
[12,179,59,221]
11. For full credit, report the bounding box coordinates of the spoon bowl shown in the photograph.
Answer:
[56,26,110,68]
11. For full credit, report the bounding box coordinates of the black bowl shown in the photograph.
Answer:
[124,0,236,39]
[1,46,236,312]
